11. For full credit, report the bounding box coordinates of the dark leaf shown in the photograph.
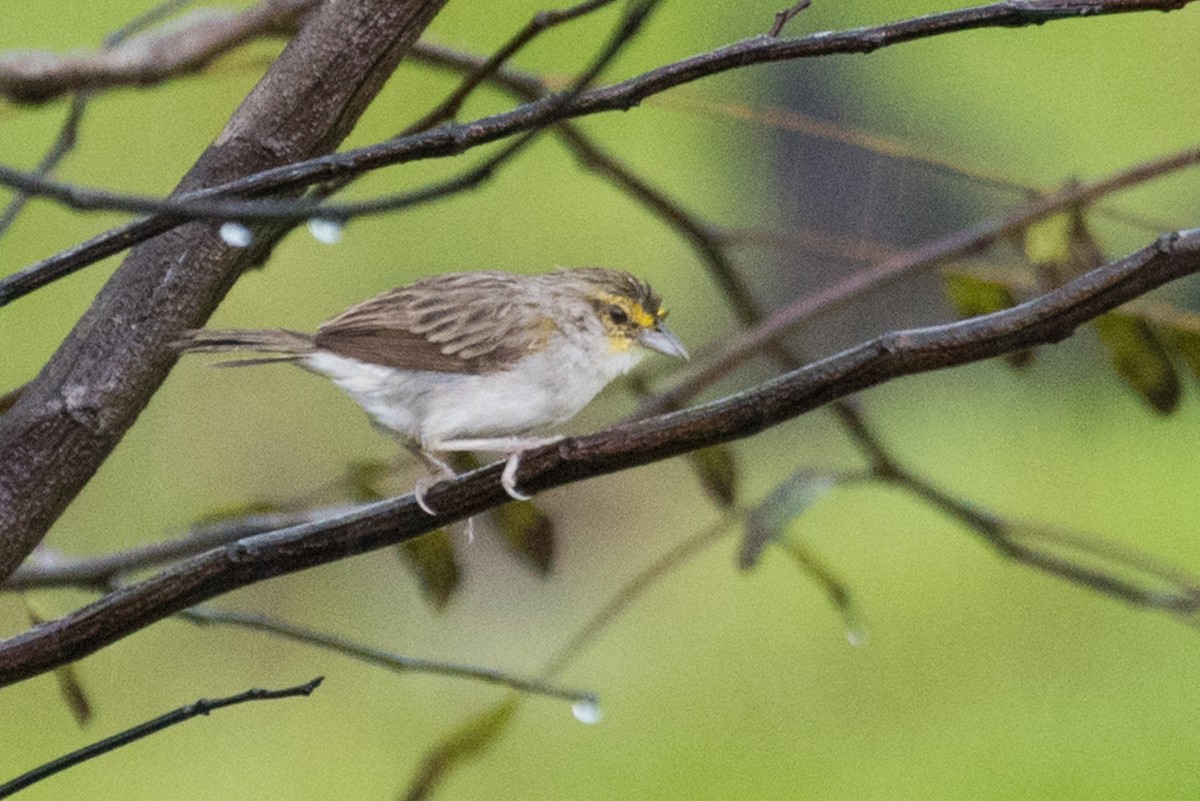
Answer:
[687,445,739,507]
[398,529,462,612]
[493,501,555,576]
[25,598,92,725]
[1127,299,1200,384]
[342,458,393,502]
[403,698,519,801]
[740,470,836,570]
[1093,311,1180,414]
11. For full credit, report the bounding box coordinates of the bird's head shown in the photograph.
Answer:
[558,267,689,361]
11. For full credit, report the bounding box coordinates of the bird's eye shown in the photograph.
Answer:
[608,307,629,325]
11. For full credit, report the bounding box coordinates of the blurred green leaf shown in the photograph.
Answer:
[1023,210,1073,276]
[493,501,556,576]
[687,445,739,508]
[342,458,393,502]
[192,500,284,527]
[1023,204,1107,286]
[943,270,1020,319]
[24,597,92,726]
[1126,299,1200,384]
[1093,311,1181,415]
[403,698,519,801]
[740,470,836,570]
[398,529,462,612]
[942,267,1035,367]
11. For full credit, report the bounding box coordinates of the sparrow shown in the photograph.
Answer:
[175,267,688,511]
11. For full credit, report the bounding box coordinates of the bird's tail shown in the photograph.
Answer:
[173,328,316,367]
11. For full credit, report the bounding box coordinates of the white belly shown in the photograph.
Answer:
[303,343,642,446]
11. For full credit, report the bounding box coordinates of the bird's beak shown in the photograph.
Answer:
[638,323,689,361]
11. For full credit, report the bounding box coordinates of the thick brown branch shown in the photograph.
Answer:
[0,0,316,104]
[0,0,449,578]
[1,227,1198,687]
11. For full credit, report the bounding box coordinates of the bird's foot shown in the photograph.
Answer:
[501,452,534,501]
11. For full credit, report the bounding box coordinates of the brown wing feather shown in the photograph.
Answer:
[314,272,555,374]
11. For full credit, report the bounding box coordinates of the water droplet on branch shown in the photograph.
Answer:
[219,222,253,248]
[307,218,344,245]
[571,698,602,725]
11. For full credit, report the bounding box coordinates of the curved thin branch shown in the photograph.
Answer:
[640,143,1200,417]
[0,0,452,579]
[182,608,596,704]
[0,677,322,799]
[0,0,1191,305]
[0,0,315,104]
[1,227,1198,688]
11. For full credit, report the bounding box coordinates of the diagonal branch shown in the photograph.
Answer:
[640,143,1200,417]
[1,227,1198,688]
[0,677,322,799]
[0,0,316,104]
[0,0,1193,309]
[0,0,451,579]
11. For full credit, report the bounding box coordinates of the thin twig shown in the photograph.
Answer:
[182,608,596,704]
[0,0,1191,306]
[0,677,322,799]
[0,0,314,104]
[0,0,656,230]
[406,0,619,132]
[0,0,201,238]
[542,514,738,678]
[769,0,812,37]
[638,143,1200,418]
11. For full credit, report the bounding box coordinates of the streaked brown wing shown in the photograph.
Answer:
[314,272,554,374]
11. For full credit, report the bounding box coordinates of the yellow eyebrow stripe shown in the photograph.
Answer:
[597,292,655,328]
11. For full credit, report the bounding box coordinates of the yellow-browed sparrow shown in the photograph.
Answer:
[176,268,688,511]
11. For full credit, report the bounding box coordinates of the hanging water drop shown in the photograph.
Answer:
[307,217,344,245]
[219,222,253,248]
[845,625,869,647]
[571,698,602,725]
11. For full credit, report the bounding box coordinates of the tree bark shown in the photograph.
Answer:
[0,0,449,578]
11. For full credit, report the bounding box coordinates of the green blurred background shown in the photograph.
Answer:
[3,1,1200,799]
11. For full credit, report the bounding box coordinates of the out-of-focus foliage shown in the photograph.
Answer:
[3,2,1200,801]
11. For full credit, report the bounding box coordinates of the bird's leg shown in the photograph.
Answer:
[403,441,456,516]
[431,436,563,501]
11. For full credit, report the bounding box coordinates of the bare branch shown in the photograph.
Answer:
[407,0,619,132]
[5,505,363,590]
[0,0,316,104]
[0,0,452,579]
[182,608,596,704]
[0,677,322,799]
[769,0,813,37]
[0,0,204,238]
[0,0,1191,297]
[2,228,1199,687]
[640,144,1200,417]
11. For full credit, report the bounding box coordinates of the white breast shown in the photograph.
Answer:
[302,334,642,446]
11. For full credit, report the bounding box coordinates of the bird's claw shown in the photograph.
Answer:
[501,452,533,501]
[413,475,439,516]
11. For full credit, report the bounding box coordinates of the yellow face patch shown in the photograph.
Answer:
[595,292,655,328]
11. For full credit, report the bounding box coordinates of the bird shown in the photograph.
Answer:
[175,267,688,512]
